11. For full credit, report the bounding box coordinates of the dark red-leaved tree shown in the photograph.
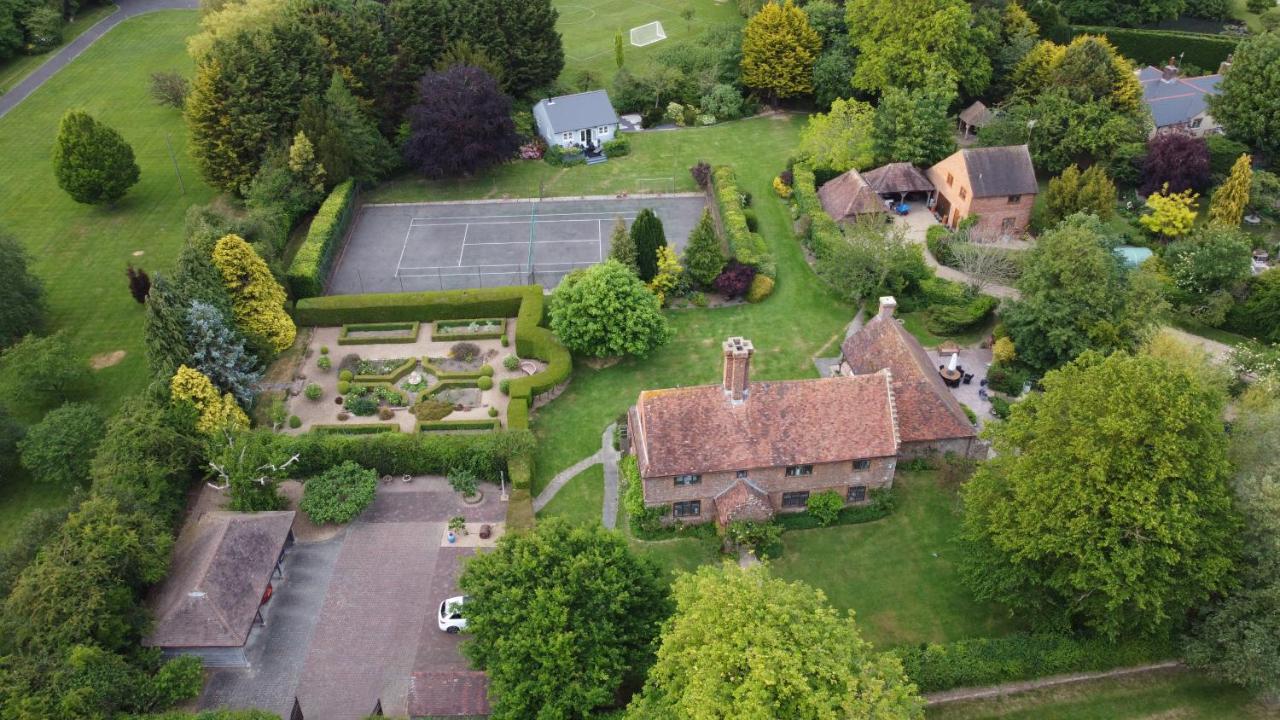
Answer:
[126,265,151,304]
[404,65,520,179]
[1141,133,1211,195]
[713,260,757,298]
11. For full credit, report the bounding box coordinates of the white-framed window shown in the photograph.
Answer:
[674,474,701,486]
[785,464,813,477]
[673,500,701,518]
[1191,118,1203,129]
[562,132,572,141]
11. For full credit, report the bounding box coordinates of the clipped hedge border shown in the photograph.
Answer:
[1072,25,1238,71]
[422,378,480,399]
[352,357,418,385]
[432,318,507,341]
[711,165,775,278]
[287,178,358,299]
[309,423,401,435]
[421,358,486,380]
[418,419,502,433]
[506,487,535,530]
[337,321,421,346]
[792,163,861,303]
[274,428,533,478]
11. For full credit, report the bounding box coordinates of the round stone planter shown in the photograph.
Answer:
[462,490,484,506]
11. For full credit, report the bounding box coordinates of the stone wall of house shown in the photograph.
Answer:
[899,436,988,462]
[642,456,896,524]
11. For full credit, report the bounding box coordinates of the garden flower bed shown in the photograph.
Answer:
[432,318,506,341]
[337,321,421,345]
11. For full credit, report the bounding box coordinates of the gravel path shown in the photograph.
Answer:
[0,0,198,120]
[923,661,1183,706]
[532,449,604,513]
[599,424,620,529]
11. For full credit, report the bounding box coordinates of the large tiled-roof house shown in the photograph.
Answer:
[628,299,981,526]
[925,145,1038,239]
[1137,59,1224,137]
[144,511,295,667]
[532,89,620,152]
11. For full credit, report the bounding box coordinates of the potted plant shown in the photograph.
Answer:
[448,467,482,504]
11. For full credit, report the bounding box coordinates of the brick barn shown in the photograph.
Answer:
[925,145,1038,240]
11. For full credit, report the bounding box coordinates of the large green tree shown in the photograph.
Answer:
[0,230,46,349]
[871,74,957,166]
[627,563,924,720]
[960,351,1238,638]
[630,208,667,282]
[89,394,201,516]
[1044,164,1116,225]
[285,0,395,120]
[549,261,673,358]
[0,332,88,409]
[1058,0,1187,25]
[681,209,725,288]
[460,519,670,720]
[739,0,821,100]
[1209,33,1280,157]
[1002,215,1161,373]
[52,110,141,206]
[846,0,990,95]
[979,89,1147,174]
[798,97,875,172]
[323,71,396,182]
[18,402,106,486]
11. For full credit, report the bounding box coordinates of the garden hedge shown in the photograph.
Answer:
[352,358,418,385]
[1072,25,1238,71]
[711,165,776,278]
[274,428,533,478]
[894,632,1176,693]
[337,321,420,346]
[792,163,860,302]
[286,178,357,299]
[309,423,401,435]
[417,419,502,433]
[420,359,486,380]
[431,318,506,341]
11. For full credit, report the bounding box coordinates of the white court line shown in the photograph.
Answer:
[410,211,638,223]
[393,220,414,278]
[457,223,469,266]
[398,261,595,272]
[461,239,601,247]
[597,219,603,262]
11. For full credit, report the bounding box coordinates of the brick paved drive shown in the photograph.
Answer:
[200,478,506,720]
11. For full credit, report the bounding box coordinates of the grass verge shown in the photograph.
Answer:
[536,463,604,527]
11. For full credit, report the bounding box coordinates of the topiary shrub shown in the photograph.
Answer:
[503,355,520,371]
[337,380,350,395]
[745,274,774,303]
[344,394,378,416]
[320,345,329,355]
[378,406,395,420]
[500,335,510,347]
[488,407,499,418]
[499,379,510,395]
[478,376,494,391]
[413,398,454,421]
[304,383,323,401]
[339,369,353,382]
[289,415,302,429]
[480,364,494,377]
[317,355,332,371]
[451,342,481,362]
[805,490,844,527]
[300,460,377,524]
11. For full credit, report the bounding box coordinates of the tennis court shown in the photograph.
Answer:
[328,194,709,294]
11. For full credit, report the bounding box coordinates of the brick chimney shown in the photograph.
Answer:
[1161,57,1179,82]
[722,337,754,404]
[877,296,898,320]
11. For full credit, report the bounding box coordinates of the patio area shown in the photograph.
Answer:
[933,343,996,428]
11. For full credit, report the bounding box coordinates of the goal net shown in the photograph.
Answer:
[630,21,667,47]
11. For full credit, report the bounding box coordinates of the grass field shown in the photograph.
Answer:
[553,0,742,85]
[0,3,117,93]
[926,668,1268,719]
[770,472,1016,648]
[0,11,212,542]
[537,464,605,527]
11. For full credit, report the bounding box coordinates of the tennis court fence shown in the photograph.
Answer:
[344,262,599,293]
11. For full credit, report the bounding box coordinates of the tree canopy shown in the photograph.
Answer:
[1044,164,1116,226]
[798,97,874,172]
[1210,33,1280,157]
[0,230,46,350]
[549,261,673,358]
[960,350,1238,638]
[403,65,520,179]
[871,74,957,166]
[681,209,725,288]
[846,0,990,96]
[627,563,924,719]
[1002,214,1161,373]
[18,402,106,486]
[739,0,821,100]
[52,110,141,206]
[460,519,670,720]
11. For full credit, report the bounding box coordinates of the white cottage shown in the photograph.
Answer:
[533,90,620,152]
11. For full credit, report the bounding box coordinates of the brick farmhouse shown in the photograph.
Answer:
[628,299,980,526]
[925,145,1038,240]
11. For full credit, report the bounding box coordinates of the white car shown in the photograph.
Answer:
[438,595,468,633]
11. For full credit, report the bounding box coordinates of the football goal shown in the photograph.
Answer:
[630,21,667,47]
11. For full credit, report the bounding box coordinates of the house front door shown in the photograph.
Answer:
[580,128,593,145]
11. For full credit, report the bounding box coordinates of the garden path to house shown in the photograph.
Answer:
[0,0,198,119]
[923,661,1183,706]
[894,203,1021,300]
[599,424,620,529]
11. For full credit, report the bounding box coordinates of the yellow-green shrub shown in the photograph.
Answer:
[746,274,774,303]
[170,365,249,435]
[212,234,296,353]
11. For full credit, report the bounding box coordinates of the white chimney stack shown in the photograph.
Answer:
[877,296,898,320]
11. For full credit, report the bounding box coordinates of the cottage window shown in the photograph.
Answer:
[946,173,954,187]
[673,500,701,518]
[852,459,871,471]
[959,187,967,200]
[1007,194,1021,204]
[562,133,571,141]
[782,491,809,508]
[784,464,813,477]
[735,470,749,479]
[1191,118,1203,129]
[847,485,867,502]
[674,474,701,486]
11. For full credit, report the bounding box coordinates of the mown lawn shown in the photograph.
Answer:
[926,668,1268,720]
[0,11,212,542]
[537,463,604,527]
[554,0,741,85]
[387,114,858,495]
[0,3,117,93]
[770,472,1017,649]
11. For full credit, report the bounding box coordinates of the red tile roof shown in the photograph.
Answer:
[409,671,492,718]
[632,373,898,478]
[841,313,976,444]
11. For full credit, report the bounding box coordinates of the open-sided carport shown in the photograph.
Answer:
[327,194,708,294]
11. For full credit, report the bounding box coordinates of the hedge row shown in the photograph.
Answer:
[773,489,896,531]
[1072,25,1238,71]
[421,359,486,380]
[286,178,358,299]
[792,163,860,302]
[273,428,533,478]
[712,165,776,278]
[895,632,1177,693]
[418,419,502,432]
[309,423,400,435]
[432,318,506,341]
[337,321,420,346]
[352,357,418,384]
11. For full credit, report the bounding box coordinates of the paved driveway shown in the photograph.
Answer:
[201,478,506,719]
